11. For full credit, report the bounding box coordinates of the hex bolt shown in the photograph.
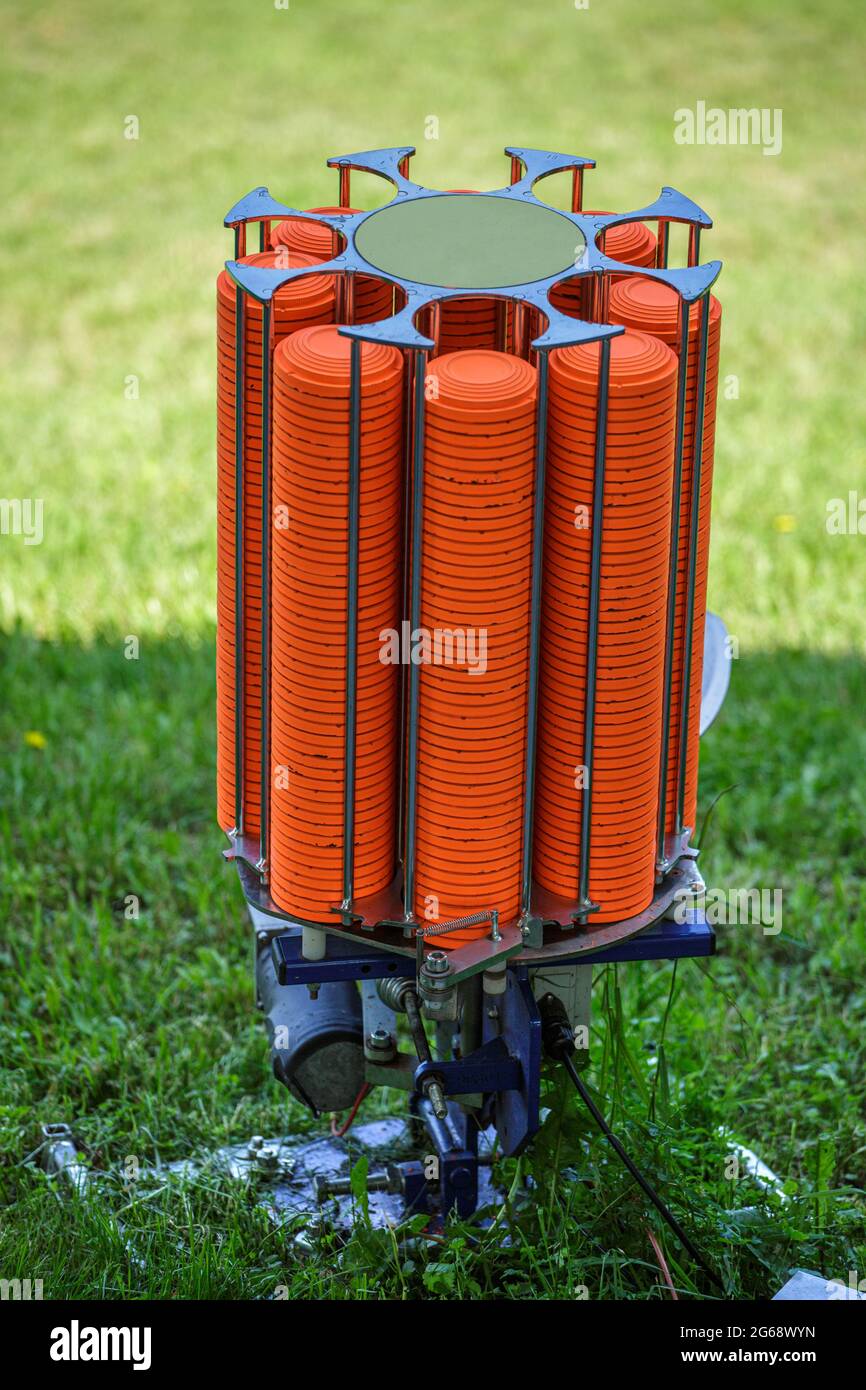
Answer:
[256,1144,280,1174]
[425,950,451,976]
[314,1162,404,1203]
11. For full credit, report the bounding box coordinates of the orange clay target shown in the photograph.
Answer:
[608,278,722,836]
[268,326,404,921]
[216,252,335,838]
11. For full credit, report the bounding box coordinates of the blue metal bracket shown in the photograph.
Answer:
[271,931,414,986]
[538,912,716,968]
[414,1036,522,1100]
[271,912,714,986]
[576,911,715,964]
[485,968,542,1157]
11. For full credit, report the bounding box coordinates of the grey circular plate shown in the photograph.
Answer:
[355,193,584,290]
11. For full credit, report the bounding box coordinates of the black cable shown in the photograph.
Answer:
[537,992,725,1296]
[561,1051,725,1295]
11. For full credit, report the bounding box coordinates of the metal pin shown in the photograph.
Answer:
[496,298,508,352]
[656,296,691,868]
[571,166,584,213]
[675,292,711,836]
[341,334,362,911]
[257,300,273,878]
[657,220,670,269]
[232,232,246,838]
[519,351,549,921]
[396,347,414,864]
[402,348,427,921]
[577,336,611,920]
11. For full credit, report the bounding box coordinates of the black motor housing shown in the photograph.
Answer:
[256,942,365,1115]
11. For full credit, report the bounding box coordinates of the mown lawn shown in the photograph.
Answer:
[1,0,864,1298]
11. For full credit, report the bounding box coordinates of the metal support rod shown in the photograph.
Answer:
[688,225,701,268]
[519,351,550,920]
[656,297,691,866]
[577,336,611,919]
[598,269,610,324]
[402,349,427,920]
[512,301,527,358]
[259,220,270,253]
[257,302,273,876]
[396,348,414,863]
[343,267,356,326]
[496,298,508,353]
[590,266,603,323]
[510,155,522,185]
[657,220,670,269]
[341,335,362,910]
[232,229,246,836]
[675,292,711,835]
[338,166,350,208]
[429,301,441,356]
[404,987,447,1119]
[571,167,584,213]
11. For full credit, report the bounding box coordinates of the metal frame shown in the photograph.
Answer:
[220,143,721,977]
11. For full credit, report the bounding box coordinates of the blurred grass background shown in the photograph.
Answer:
[1,0,864,1298]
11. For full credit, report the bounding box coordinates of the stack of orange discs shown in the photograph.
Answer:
[413,350,537,943]
[550,213,657,322]
[608,278,722,834]
[436,295,501,354]
[216,252,335,836]
[271,207,394,324]
[534,330,678,923]
[269,324,404,921]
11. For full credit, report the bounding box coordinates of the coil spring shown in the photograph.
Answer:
[415,908,499,939]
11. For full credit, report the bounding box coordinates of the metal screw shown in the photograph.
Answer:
[314,1162,404,1203]
[423,1076,448,1120]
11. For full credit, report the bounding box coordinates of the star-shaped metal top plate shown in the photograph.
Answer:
[223,144,721,352]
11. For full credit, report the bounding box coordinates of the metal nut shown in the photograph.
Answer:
[364,1027,396,1063]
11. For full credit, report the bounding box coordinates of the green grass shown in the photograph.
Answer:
[1,0,865,1299]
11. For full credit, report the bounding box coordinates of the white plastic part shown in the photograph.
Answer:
[483,963,507,996]
[699,610,732,735]
[301,926,327,962]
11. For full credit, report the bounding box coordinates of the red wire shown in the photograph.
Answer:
[331,1082,372,1138]
[646,1225,679,1300]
